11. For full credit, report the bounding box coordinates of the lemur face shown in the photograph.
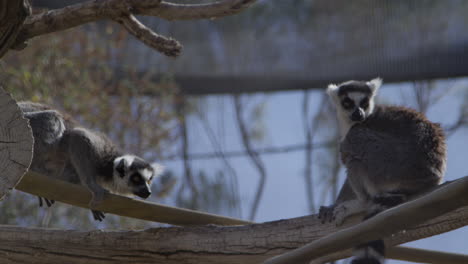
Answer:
[327,78,381,124]
[113,155,163,199]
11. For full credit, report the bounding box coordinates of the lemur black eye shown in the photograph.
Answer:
[131,174,144,185]
[341,97,354,110]
[360,98,369,109]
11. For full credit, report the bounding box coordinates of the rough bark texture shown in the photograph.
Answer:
[0,87,33,200]
[0,0,31,58]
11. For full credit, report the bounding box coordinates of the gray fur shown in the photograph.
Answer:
[19,101,163,221]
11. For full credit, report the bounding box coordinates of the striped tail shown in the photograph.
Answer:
[351,192,407,264]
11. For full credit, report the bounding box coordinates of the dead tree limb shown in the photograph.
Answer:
[9,0,258,58]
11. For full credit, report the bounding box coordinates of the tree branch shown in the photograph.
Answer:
[12,0,257,57]
[264,178,468,264]
[114,14,182,57]
[16,171,251,226]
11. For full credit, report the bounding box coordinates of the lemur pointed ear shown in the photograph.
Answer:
[326,84,339,98]
[116,159,126,178]
[367,77,382,94]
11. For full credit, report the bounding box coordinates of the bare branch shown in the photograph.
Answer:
[17,171,251,226]
[264,177,468,264]
[13,0,257,57]
[114,14,181,57]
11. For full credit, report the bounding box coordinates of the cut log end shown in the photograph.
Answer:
[0,87,34,199]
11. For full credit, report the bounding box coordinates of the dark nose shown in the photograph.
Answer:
[135,188,151,199]
[351,108,365,122]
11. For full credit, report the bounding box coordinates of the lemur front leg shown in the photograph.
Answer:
[318,179,367,226]
[67,129,109,221]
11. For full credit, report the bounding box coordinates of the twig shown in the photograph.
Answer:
[114,14,182,57]
[234,95,266,221]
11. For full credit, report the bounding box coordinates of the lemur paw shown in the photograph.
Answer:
[318,205,335,224]
[318,204,350,226]
[91,210,106,222]
[37,197,55,207]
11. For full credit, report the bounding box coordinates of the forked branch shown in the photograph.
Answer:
[7,0,258,58]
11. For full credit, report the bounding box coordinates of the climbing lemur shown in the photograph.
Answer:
[19,101,164,221]
[319,79,446,264]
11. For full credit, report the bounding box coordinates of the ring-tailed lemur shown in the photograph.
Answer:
[318,79,446,264]
[19,101,164,221]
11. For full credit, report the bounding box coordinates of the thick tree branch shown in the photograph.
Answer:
[264,177,468,264]
[12,0,257,57]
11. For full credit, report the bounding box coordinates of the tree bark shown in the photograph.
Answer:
[1,0,258,58]
[0,87,33,200]
[0,0,31,58]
